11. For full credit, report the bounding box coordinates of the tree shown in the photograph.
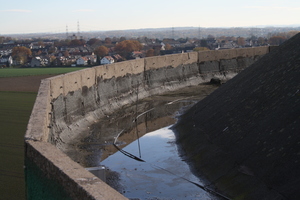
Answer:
[104,37,112,44]
[54,39,70,47]
[165,44,172,50]
[37,41,44,47]
[237,37,246,46]
[268,36,286,45]
[257,37,266,45]
[286,31,299,39]
[48,46,57,54]
[115,40,143,58]
[94,46,109,58]
[64,51,70,57]
[87,38,100,46]
[12,46,32,65]
[70,39,85,46]
[120,37,126,42]
[146,49,155,57]
[193,47,210,52]
[200,39,208,47]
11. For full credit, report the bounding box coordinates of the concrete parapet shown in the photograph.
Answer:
[144,52,198,70]
[25,79,51,142]
[95,59,144,80]
[25,140,128,200]
[49,74,64,99]
[254,46,269,56]
[235,47,255,57]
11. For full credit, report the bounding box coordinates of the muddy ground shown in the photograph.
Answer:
[0,75,54,92]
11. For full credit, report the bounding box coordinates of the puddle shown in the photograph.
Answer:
[64,84,225,199]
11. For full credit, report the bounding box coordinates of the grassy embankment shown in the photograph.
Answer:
[0,67,84,199]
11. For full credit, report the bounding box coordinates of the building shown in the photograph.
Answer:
[76,57,89,66]
[100,56,114,65]
[31,56,48,67]
[0,55,13,67]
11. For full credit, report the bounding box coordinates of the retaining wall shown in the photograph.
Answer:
[25,47,270,200]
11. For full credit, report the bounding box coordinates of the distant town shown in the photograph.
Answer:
[1,26,299,68]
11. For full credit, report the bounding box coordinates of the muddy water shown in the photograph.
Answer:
[103,127,225,200]
[66,84,222,199]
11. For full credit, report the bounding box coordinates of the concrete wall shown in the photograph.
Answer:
[24,47,271,200]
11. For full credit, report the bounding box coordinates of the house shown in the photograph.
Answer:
[131,51,145,59]
[52,57,64,66]
[112,54,123,62]
[76,57,88,66]
[100,56,114,65]
[76,55,97,66]
[0,55,13,67]
[31,56,49,67]
[85,55,97,65]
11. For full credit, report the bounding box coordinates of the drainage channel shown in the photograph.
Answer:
[66,84,228,200]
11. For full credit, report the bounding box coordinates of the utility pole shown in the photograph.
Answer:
[172,27,175,39]
[66,25,69,39]
[77,21,80,39]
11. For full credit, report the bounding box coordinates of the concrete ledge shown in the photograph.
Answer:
[25,79,51,142]
[25,140,128,200]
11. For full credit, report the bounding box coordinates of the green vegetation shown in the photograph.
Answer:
[0,91,37,200]
[0,67,85,78]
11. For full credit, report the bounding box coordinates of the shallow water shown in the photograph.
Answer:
[65,84,223,199]
[102,126,221,200]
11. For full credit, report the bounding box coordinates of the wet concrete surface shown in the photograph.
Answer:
[64,84,223,199]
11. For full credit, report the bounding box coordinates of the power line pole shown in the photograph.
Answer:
[77,21,80,39]
[66,25,69,39]
[172,27,175,39]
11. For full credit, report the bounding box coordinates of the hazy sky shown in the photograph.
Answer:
[1,0,300,34]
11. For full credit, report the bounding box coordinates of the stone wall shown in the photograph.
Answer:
[25,47,271,200]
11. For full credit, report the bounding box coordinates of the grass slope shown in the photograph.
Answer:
[0,91,37,200]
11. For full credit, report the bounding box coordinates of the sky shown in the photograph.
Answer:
[1,0,300,34]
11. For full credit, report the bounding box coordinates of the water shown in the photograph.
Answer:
[64,84,223,199]
[102,126,220,200]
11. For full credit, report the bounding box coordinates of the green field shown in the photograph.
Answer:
[0,91,37,200]
[0,67,87,199]
[0,67,86,78]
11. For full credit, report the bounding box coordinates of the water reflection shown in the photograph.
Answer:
[103,127,220,200]
[61,84,222,199]
[64,85,218,167]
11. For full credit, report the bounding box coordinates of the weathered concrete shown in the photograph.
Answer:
[174,34,300,199]
[25,47,271,199]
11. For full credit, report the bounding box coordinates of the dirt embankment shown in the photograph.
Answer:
[174,33,300,200]
[0,75,54,92]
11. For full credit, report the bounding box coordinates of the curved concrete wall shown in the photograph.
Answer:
[25,47,270,200]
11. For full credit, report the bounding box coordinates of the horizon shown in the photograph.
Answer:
[1,0,300,35]
[2,24,300,37]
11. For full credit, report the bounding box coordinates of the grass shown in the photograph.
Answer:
[0,91,37,200]
[0,67,86,78]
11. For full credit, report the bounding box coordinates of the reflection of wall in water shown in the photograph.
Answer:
[66,94,201,167]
